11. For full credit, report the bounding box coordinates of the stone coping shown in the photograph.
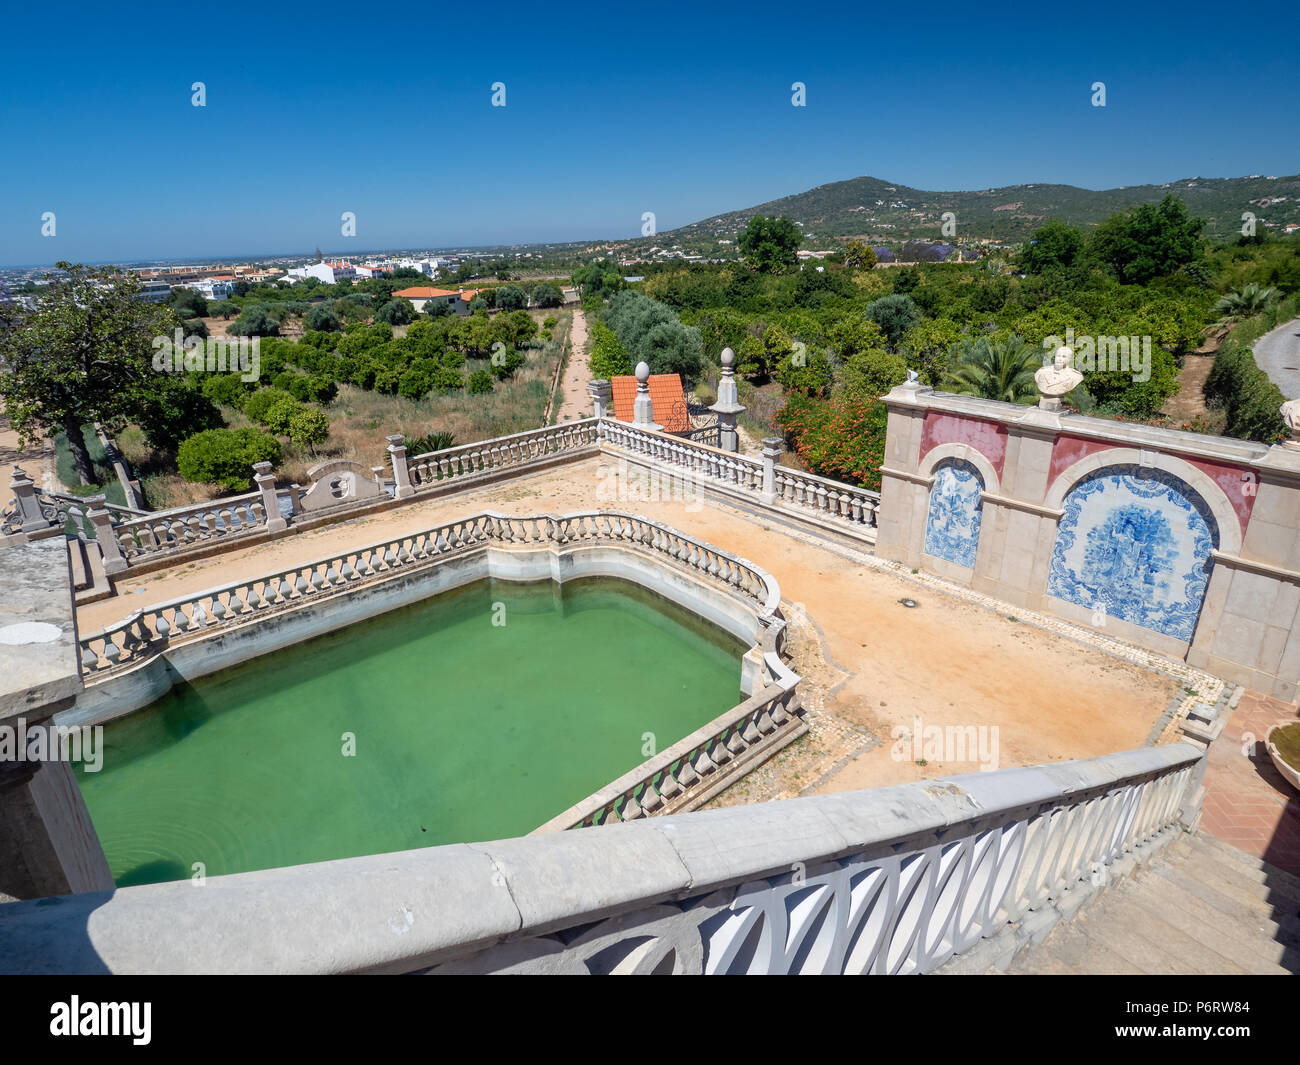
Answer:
[0,743,1201,974]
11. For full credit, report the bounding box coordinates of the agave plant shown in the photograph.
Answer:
[941,336,1043,404]
[1213,282,1279,323]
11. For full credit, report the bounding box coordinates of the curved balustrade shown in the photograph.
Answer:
[79,510,781,676]
[406,420,599,489]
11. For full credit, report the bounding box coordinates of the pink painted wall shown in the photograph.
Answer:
[919,412,1008,478]
[1047,434,1256,539]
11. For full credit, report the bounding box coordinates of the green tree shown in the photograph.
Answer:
[468,369,494,394]
[306,304,342,332]
[863,294,921,351]
[589,321,632,378]
[1086,195,1204,284]
[901,318,962,385]
[0,262,175,484]
[1020,221,1085,274]
[229,305,280,337]
[843,240,878,272]
[375,298,417,326]
[135,378,224,451]
[287,408,330,450]
[739,215,801,273]
[494,284,527,311]
[531,282,563,307]
[942,336,1041,404]
[839,348,908,400]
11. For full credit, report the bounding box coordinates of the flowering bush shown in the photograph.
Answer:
[775,392,888,491]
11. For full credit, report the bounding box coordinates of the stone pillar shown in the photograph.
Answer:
[588,379,612,421]
[387,434,415,499]
[252,461,289,533]
[7,466,55,534]
[84,495,127,575]
[632,362,662,432]
[761,438,783,504]
[709,348,747,453]
[0,537,114,902]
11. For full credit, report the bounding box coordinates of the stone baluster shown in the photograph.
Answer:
[588,379,613,440]
[387,434,415,499]
[85,495,127,575]
[252,462,289,533]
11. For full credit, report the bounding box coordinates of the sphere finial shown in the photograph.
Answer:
[635,361,650,384]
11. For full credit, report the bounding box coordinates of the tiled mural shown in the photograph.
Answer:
[924,460,984,569]
[1046,465,1217,641]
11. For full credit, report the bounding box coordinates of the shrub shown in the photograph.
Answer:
[135,379,224,451]
[306,304,342,332]
[262,396,303,435]
[201,373,251,409]
[243,387,295,424]
[177,428,281,492]
[468,369,494,394]
[287,408,330,449]
[776,392,888,491]
[531,282,563,308]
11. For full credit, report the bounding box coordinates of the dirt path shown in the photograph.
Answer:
[552,308,591,423]
[1253,316,1300,399]
[1161,327,1227,427]
[0,411,58,493]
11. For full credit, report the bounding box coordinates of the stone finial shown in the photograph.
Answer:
[710,348,746,452]
[632,362,661,431]
[1034,345,1084,411]
[588,378,613,421]
[1281,399,1300,449]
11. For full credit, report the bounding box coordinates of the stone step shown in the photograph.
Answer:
[1066,890,1248,975]
[1120,870,1293,974]
[1005,915,1138,975]
[1188,834,1300,904]
[1163,838,1300,921]
[1148,859,1300,952]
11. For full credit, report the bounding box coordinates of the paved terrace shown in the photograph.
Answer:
[75,456,1197,804]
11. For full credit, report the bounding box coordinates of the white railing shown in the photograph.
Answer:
[406,420,600,489]
[0,743,1202,974]
[600,420,880,533]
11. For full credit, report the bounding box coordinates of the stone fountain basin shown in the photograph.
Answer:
[1265,723,1300,793]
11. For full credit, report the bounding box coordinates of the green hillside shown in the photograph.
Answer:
[621,173,1300,255]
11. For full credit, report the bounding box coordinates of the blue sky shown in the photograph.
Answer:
[2,0,1297,266]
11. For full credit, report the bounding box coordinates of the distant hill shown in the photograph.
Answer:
[616,173,1300,255]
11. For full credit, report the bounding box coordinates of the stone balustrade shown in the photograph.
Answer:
[110,490,276,562]
[0,742,1203,974]
[78,510,780,678]
[405,420,600,489]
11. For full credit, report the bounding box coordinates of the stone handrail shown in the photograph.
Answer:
[110,489,275,561]
[599,420,880,533]
[406,419,600,489]
[0,743,1202,973]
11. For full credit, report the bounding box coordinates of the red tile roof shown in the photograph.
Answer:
[610,374,691,433]
[393,286,459,299]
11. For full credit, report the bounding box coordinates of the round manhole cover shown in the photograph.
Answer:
[0,622,62,645]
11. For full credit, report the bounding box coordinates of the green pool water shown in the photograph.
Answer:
[75,576,746,887]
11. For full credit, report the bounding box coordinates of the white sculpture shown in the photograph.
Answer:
[1035,346,1084,410]
[1280,399,1300,446]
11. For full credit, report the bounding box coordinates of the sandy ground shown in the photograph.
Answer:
[0,412,59,492]
[552,308,590,423]
[80,457,1181,801]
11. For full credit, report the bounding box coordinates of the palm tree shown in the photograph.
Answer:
[1213,282,1279,324]
[941,336,1042,404]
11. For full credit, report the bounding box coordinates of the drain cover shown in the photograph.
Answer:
[899,598,919,608]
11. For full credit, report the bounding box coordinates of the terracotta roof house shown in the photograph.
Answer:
[609,373,692,434]
[393,286,469,314]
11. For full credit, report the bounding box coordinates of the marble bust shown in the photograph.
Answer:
[1280,398,1300,446]
[1035,346,1084,409]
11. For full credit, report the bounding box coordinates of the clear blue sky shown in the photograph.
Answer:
[2,0,1297,266]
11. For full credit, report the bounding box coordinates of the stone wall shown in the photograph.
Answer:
[875,381,1300,699]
